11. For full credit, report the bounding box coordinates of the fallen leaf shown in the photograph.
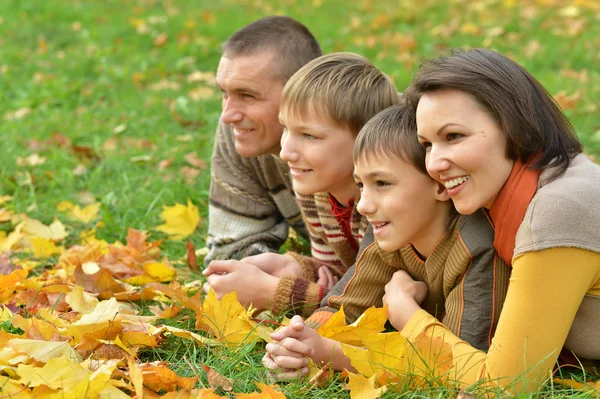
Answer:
[141,361,198,392]
[186,240,199,271]
[29,237,64,257]
[65,284,100,314]
[554,90,582,111]
[184,153,207,169]
[0,304,13,323]
[154,32,168,47]
[235,383,286,399]
[16,356,89,390]
[317,306,387,346]
[346,372,386,399]
[5,107,31,120]
[9,339,82,363]
[16,153,46,167]
[155,200,200,240]
[201,289,257,346]
[202,364,233,391]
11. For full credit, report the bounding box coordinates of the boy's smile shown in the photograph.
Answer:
[279,108,358,205]
[354,153,451,256]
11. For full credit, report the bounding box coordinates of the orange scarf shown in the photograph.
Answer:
[489,159,541,265]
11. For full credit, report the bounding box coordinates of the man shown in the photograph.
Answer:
[205,16,322,264]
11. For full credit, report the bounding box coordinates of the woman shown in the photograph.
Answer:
[385,48,600,394]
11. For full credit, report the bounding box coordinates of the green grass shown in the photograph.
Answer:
[1,0,599,397]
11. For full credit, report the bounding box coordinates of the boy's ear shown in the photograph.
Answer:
[434,182,450,202]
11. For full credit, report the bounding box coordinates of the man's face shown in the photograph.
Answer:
[216,51,285,158]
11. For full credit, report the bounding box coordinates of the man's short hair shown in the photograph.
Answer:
[280,52,399,135]
[222,16,322,82]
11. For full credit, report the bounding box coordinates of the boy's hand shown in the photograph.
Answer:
[241,253,303,278]
[262,316,321,381]
[383,270,428,330]
[202,260,279,310]
[316,266,338,291]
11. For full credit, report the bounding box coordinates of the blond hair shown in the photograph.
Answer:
[280,53,399,135]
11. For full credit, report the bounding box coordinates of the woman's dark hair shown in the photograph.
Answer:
[404,48,582,177]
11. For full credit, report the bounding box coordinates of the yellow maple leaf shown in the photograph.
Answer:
[66,297,123,342]
[29,236,65,257]
[0,376,30,399]
[8,339,82,363]
[155,200,200,240]
[70,202,101,223]
[0,230,22,252]
[56,200,74,212]
[235,383,286,399]
[0,269,28,302]
[317,306,387,346]
[0,207,13,222]
[0,195,13,206]
[65,285,99,314]
[346,372,387,399]
[17,217,68,242]
[342,332,406,379]
[201,289,257,346]
[123,261,177,285]
[0,304,13,323]
[47,361,117,399]
[16,356,89,390]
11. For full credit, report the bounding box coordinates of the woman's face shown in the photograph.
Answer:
[416,89,514,214]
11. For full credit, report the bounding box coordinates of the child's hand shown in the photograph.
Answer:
[241,253,304,278]
[383,270,428,330]
[316,266,339,290]
[262,316,320,381]
[202,260,279,310]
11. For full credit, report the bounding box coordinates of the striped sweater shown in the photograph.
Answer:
[307,209,510,350]
[272,192,368,317]
[205,120,308,264]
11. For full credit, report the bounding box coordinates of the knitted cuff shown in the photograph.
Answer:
[305,308,337,330]
[271,275,324,318]
[286,252,318,281]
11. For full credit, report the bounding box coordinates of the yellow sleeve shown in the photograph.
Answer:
[401,247,600,394]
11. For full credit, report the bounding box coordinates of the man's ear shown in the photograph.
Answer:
[434,182,450,202]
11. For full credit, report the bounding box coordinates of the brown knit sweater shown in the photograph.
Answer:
[307,209,510,350]
[206,120,308,264]
[272,192,368,317]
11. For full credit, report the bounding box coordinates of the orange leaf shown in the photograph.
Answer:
[140,361,198,392]
[235,383,286,398]
[73,263,125,299]
[187,240,199,271]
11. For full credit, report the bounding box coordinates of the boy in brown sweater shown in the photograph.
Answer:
[262,105,509,379]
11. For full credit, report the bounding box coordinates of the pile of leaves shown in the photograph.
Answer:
[0,194,595,398]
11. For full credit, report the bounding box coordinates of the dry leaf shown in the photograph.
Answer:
[184,153,207,169]
[235,383,286,399]
[154,32,168,47]
[554,90,582,111]
[141,361,198,392]
[202,364,233,391]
